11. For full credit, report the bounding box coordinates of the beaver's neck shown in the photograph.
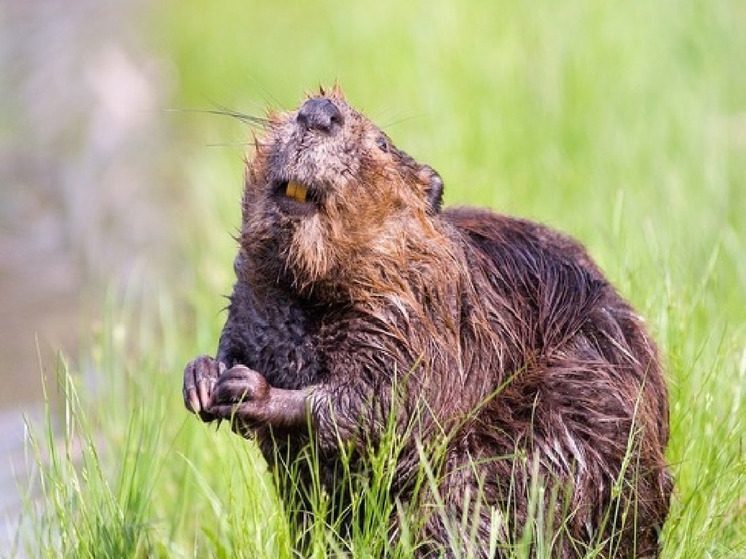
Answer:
[305,219,466,307]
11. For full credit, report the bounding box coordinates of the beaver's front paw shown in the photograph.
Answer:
[183,354,225,422]
[208,365,272,436]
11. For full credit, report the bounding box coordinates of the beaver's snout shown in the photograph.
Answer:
[296,98,344,134]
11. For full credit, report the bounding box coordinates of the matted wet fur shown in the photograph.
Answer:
[183,86,671,557]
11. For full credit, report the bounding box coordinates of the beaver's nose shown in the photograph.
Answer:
[296,98,344,134]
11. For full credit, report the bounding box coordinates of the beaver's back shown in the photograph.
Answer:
[444,207,604,280]
[434,207,671,557]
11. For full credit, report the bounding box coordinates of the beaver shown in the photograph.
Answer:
[182,86,671,557]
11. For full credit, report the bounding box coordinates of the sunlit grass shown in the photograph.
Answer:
[16,0,746,557]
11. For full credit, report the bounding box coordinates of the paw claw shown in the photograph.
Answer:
[183,355,223,421]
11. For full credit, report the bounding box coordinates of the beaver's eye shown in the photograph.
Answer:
[375,136,389,153]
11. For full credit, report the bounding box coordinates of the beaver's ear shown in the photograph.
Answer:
[420,165,444,215]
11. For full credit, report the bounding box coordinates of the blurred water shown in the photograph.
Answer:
[1,0,176,547]
[1,0,176,404]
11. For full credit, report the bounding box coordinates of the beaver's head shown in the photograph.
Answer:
[239,88,445,297]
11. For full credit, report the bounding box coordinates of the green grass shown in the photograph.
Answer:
[16,0,746,557]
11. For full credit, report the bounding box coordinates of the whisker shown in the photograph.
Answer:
[205,141,253,148]
[168,107,270,126]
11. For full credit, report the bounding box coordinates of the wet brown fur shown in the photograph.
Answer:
[186,86,671,557]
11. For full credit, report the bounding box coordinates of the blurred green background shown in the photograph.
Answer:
[2,0,744,403]
[1,0,744,554]
[156,0,746,345]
